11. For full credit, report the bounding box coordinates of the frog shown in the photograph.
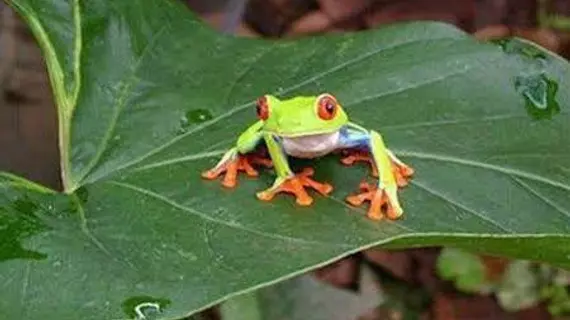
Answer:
[201,93,414,220]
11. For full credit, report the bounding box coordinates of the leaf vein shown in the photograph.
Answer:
[133,150,225,172]
[20,261,31,319]
[411,180,513,232]
[345,61,473,109]
[71,195,114,257]
[108,180,349,248]
[220,44,277,108]
[399,151,570,192]
[326,195,416,233]
[510,176,570,220]
[202,227,240,273]
[381,114,530,131]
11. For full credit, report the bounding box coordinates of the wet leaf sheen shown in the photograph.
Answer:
[2,0,570,319]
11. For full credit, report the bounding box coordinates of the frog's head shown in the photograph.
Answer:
[256,93,348,137]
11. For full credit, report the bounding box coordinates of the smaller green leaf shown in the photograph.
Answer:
[255,266,381,320]
[538,266,570,316]
[496,261,541,312]
[436,248,489,294]
[541,284,570,316]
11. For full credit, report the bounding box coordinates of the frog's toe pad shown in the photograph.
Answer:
[346,182,403,220]
[201,169,221,180]
[256,168,333,206]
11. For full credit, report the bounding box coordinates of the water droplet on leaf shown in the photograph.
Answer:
[178,109,213,134]
[122,296,171,320]
[515,73,560,120]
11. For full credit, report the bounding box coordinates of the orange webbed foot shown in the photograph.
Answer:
[346,181,403,220]
[341,149,379,177]
[341,149,414,187]
[392,162,415,187]
[201,153,273,188]
[256,168,333,206]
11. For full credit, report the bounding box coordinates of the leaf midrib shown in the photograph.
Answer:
[8,0,83,192]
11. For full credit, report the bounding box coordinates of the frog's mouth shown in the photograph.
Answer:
[269,126,344,137]
[281,131,340,158]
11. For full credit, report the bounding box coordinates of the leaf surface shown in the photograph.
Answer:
[2,0,570,319]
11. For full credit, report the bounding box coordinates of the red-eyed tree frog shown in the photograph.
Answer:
[201,93,414,220]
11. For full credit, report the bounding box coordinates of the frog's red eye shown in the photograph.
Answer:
[317,94,338,120]
[256,96,269,120]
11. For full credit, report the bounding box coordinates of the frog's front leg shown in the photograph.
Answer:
[343,129,411,220]
[202,121,272,188]
[256,134,333,206]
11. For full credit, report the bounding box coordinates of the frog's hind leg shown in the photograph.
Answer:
[256,134,333,206]
[338,126,379,178]
[340,125,413,220]
[385,149,414,186]
[341,148,413,187]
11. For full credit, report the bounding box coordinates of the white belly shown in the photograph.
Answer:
[281,131,340,159]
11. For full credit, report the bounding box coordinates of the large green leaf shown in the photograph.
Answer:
[2,0,570,319]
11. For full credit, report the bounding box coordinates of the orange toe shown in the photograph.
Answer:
[392,163,415,187]
[346,182,387,220]
[345,180,375,206]
[201,168,222,180]
[385,197,403,220]
[256,168,333,206]
[345,182,405,221]
[367,190,386,220]
[220,161,238,188]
